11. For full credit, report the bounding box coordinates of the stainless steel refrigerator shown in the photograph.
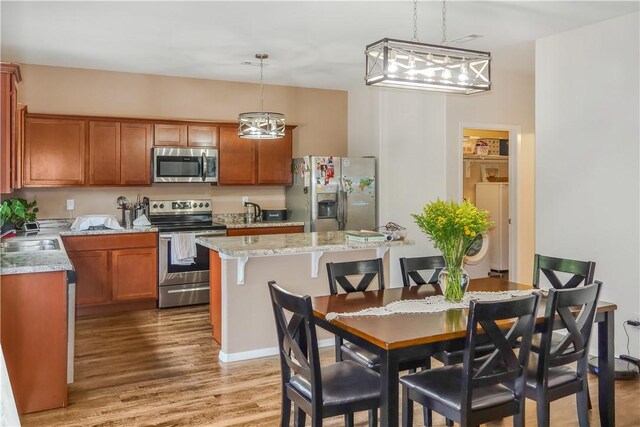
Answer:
[286,156,377,232]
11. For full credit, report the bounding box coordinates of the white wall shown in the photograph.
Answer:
[348,43,536,286]
[348,85,446,285]
[536,12,640,356]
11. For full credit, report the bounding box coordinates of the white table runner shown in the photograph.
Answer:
[325,290,535,321]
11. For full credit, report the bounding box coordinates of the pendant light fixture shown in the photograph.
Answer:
[238,54,285,139]
[365,0,491,94]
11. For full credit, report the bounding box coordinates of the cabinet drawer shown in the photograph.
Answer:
[62,233,157,252]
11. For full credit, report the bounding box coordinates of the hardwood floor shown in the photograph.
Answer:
[21,305,640,426]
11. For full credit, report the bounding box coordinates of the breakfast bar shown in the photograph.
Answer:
[196,231,414,362]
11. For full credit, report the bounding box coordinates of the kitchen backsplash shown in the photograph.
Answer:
[14,185,286,219]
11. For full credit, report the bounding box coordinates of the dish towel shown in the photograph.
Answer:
[171,233,197,265]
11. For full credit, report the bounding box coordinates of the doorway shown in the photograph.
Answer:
[461,124,519,280]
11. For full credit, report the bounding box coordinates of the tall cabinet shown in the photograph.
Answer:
[0,63,22,193]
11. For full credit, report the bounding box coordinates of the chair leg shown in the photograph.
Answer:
[294,405,306,427]
[281,394,291,427]
[368,409,378,427]
[586,381,593,410]
[421,360,432,427]
[402,387,413,427]
[577,387,590,427]
[344,413,354,427]
[514,398,525,427]
[536,400,550,427]
[445,419,453,427]
[334,336,342,362]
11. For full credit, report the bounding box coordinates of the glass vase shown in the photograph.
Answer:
[438,262,470,303]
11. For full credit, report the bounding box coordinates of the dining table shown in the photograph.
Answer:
[311,277,616,427]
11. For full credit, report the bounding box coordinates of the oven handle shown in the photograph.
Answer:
[167,286,209,294]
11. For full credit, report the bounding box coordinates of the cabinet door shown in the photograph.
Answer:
[218,125,256,185]
[0,72,13,193]
[12,104,26,190]
[111,247,158,301]
[121,122,152,185]
[88,121,120,185]
[188,125,218,147]
[24,117,86,186]
[68,250,110,305]
[257,129,292,185]
[154,124,187,147]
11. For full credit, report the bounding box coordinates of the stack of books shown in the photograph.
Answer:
[345,230,387,243]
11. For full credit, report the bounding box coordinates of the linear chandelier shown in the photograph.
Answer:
[238,54,285,139]
[364,1,491,94]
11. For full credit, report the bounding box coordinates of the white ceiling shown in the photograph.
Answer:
[1,1,638,90]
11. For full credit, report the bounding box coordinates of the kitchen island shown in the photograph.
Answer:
[196,231,414,362]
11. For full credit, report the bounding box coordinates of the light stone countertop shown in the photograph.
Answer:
[196,231,414,258]
[0,226,158,275]
[222,221,304,229]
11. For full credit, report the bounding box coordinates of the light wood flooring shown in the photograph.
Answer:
[21,305,640,426]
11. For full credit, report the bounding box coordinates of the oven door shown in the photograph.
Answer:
[153,147,218,183]
[158,230,223,308]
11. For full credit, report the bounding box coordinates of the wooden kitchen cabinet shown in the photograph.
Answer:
[226,225,304,236]
[89,121,121,185]
[24,117,86,186]
[188,124,218,147]
[13,104,27,190]
[218,125,257,184]
[218,125,293,185]
[154,123,187,146]
[63,233,158,315]
[1,63,21,194]
[257,131,293,185]
[120,122,152,185]
[1,270,68,414]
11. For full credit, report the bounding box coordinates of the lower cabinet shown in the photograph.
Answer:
[226,225,304,236]
[63,233,158,315]
[0,270,68,414]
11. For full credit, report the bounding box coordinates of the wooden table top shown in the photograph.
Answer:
[311,277,617,351]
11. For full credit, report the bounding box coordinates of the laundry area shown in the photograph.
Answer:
[462,128,510,280]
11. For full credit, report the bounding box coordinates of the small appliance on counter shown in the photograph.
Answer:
[262,209,289,222]
[244,202,261,224]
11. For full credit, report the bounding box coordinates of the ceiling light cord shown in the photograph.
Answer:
[441,0,448,45]
[412,0,419,42]
[259,57,264,112]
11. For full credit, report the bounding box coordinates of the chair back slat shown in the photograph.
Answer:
[533,254,595,289]
[326,258,384,295]
[268,281,322,396]
[399,256,445,291]
[540,282,602,370]
[462,294,540,410]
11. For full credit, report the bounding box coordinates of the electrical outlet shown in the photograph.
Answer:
[242,196,249,204]
[66,199,75,211]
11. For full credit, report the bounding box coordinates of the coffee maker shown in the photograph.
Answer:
[244,202,262,224]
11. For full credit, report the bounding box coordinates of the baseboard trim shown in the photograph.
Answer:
[219,338,334,363]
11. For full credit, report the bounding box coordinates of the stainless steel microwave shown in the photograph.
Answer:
[153,147,218,183]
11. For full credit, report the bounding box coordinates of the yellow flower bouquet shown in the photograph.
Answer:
[412,200,492,302]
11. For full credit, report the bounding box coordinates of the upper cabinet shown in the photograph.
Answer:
[1,63,22,194]
[153,123,218,147]
[24,117,86,186]
[218,125,293,186]
[120,122,152,185]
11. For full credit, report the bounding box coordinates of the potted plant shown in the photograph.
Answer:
[412,199,492,302]
[0,198,39,233]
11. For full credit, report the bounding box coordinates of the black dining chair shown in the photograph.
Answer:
[399,255,445,291]
[533,254,596,289]
[268,281,381,427]
[326,258,384,367]
[525,281,602,427]
[400,293,540,427]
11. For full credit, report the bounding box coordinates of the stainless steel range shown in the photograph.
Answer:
[149,199,226,308]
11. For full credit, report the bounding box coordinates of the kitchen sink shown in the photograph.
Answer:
[0,239,61,253]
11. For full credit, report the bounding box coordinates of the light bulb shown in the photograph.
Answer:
[408,54,416,69]
[388,62,398,72]
[458,63,469,82]
[442,68,452,79]
[387,49,398,72]
[425,68,435,78]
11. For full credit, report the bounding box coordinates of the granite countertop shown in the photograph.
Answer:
[0,233,74,275]
[211,213,303,229]
[0,223,158,275]
[196,231,414,257]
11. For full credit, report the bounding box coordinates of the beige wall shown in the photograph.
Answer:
[13,64,348,217]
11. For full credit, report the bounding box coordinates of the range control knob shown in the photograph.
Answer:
[159,203,165,209]
[199,203,204,208]
[152,204,158,209]
[205,203,210,207]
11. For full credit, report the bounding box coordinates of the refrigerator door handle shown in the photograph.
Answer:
[341,186,348,228]
[337,179,345,230]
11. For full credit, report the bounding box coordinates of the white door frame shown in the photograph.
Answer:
[458,122,521,280]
